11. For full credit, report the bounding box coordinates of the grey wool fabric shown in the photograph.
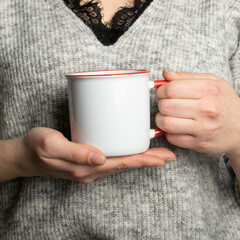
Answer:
[1,0,240,239]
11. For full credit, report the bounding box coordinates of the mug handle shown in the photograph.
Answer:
[148,80,168,139]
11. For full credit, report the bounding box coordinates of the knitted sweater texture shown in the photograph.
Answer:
[1,0,240,239]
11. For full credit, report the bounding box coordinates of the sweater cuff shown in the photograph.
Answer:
[222,153,240,205]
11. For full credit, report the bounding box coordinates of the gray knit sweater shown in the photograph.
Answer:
[1,0,240,239]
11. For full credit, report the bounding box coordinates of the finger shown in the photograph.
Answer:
[44,159,108,184]
[42,148,176,182]
[53,152,167,181]
[43,134,106,166]
[62,142,106,166]
[155,113,197,135]
[163,70,219,81]
[102,153,166,172]
[42,157,115,184]
[99,148,176,172]
[40,157,90,173]
[165,133,196,149]
[155,79,206,100]
[158,99,198,119]
[70,148,177,182]
[146,147,176,161]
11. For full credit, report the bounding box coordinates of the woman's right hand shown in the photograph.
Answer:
[4,127,176,183]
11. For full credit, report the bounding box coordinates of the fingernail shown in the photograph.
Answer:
[164,70,178,77]
[89,152,105,165]
[164,70,175,74]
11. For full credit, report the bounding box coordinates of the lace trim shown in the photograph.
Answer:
[67,0,136,28]
[64,0,152,45]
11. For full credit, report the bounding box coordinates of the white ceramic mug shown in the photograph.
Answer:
[66,69,167,157]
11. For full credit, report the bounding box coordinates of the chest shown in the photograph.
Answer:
[81,0,135,23]
[0,0,236,140]
[0,0,233,85]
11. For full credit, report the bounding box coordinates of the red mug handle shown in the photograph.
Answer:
[148,80,168,139]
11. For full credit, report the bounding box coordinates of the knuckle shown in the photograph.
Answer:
[165,85,177,98]
[39,137,51,154]
[162,117,172,132]
[159,100,171,115]
[199,102,219,118]
[204,83,221,97]
[71,148,84,164]
[206,106,218,118]
[116,161,128,170]
[155,88,161,100]
[200,122,219,135]
[39,133,58,154]
[201,122,212,133]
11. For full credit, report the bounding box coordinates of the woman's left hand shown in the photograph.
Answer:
[155,70,240,159]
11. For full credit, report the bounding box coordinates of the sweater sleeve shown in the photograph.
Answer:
[227,1,240,95]
[224,1,240,204]
[230,37,240,96]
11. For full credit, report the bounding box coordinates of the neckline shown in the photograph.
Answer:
[69,0,136,28]
[62,0,153,46]
[52,0,156,48]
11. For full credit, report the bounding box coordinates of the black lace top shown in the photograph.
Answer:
[63,0,153,46]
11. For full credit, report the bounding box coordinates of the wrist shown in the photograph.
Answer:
[0,138,26,182]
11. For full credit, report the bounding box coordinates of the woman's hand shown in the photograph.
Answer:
[4,127,175,183]
[155,70,240,159]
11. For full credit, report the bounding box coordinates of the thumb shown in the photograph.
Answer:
[64,142,106,166]
[29,127,106,166]
[163,70,220,81]
[162,70,181,81]
[46,134,106,166]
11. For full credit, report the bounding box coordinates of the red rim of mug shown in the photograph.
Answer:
[65,69,150,77]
